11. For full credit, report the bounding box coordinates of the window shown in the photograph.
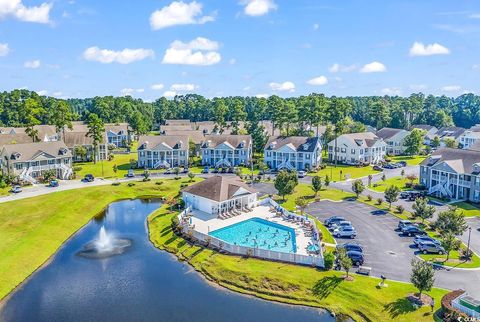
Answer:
[340,148,346,153]
[15,163,23,170]
[351,149,355,154]
[360,149,363,154]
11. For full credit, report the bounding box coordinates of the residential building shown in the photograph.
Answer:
[410,124,439,146]
[0,125,59,142]
[376,127,410,155]
[436,126,466,147]
[63,132,109,161]
[327,132,387,165]
[200,135,252,167]
[0,141,73,183]
[105,123,131,147]
[182,176,258,216]
[137,135,189,169]
[263,136,322,171]
[420,148,480,202]
[458,131,480,149]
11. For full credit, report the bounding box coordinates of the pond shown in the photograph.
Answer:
[0,199,336,322]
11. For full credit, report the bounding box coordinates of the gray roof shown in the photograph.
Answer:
[376,127,408,140]
[436,127,466,139]
[265,136,320,152]
[105,123,130,135]
[138,135,189,150]
[182,176,256,202]
[162,130,206,145]
[0,133,35,145]
[2,141,72,162]
[63,132,98,146]
[410,124,437,132]
[201,135,252,149]
[421,148,480,174]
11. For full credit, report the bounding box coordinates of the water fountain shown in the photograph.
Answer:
[78,226,131,259]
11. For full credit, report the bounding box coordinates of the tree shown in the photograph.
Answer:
[404,129,425,155]
[258,162,268,180]
[231,98,246,134]
[173,167,180,176]
[444,137,458,148]
[435,206,468,236]
[274,170,298,200]
[441,233,461,261]
[384,185,400,209]
[212,98,227,133]
[410,258,435,300]
[311,176,323,197]
[368,174,373,187]
[412,197,435,223]
[337,248,353,278]
[23,98,44,142]
[324,174,330,187]
[431,136,441,148]
[86,113,105,164]
[351,179,365,198]
[406,173,418,185]
[143,169,150,180]
[74,145,87,161]
[50,100,74,140]
[295,197,309,216]
[113,164,118,175]
[188,172,195,182]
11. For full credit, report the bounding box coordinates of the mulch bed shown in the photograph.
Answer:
[408,293,433,306]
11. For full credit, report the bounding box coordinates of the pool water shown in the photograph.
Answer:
[209,217,297,253]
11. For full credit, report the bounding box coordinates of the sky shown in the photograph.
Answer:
[0,0,479,100]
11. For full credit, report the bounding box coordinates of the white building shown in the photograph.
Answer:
[0,141,73,183]
[327,132,387,165]
[263,136,322,171]
[137,135,189,169]
[435,127,467,147]
[200,135,252,168]
[459,131,480,149]
[182,176,258,216]
[376,127,410,155]
[105,123,131,147]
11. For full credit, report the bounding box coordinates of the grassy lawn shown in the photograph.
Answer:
[451,201,480,218]
[309,164,380,181]
[314,219,335,244]
[418,242,480,269]
[148,210,448,322]
[389,155,428,166]
[369,176,418,193]
[74,152,138,179]
[0,186,10,196]
[0,177,201,301]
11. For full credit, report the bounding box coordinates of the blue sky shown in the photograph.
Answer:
[0,0,479,100]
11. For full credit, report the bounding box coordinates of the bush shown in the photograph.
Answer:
[73,166,83,172]
[142,178,151,182]
[396,205,405,214]
[155,181,163,185]
[366,194,372,201]
[180,183,188,188]
[376,198,383,205]
[405,182,413,188]
[460,248,473,261]
[111,182,121,186]
[323,252,335,270]
[127,182,136,187]
[174,176,181,180]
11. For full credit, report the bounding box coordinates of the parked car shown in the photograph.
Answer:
[228,167,234,173]
[49,179,59,187]
[221,167,227,173]
[163,169,172,175]
[383,163,394,169]
[397,161,407,167]
[418,241,445,254]
[413,236,441,246]
[329,220,352,231]
[181,167,189,174]
[346,250,364,266]
[397,220,413,231]
[400,191,414,199]
[373,165,382,171]
[126,169,135,178]
[297,171,306,178]
[10,185,22,193]
[334,226,357,239]
[324,216,346,227]
[212,168,219,173]
[337,242,363,253]
[83,174,95,182]
[402,225,426,237]
[201,166,210,174]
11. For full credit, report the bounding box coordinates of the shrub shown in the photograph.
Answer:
[460,248,473,261]
[396,205,405,214]
[155,181,163,185]
[127,182,136,187]
[323,252,335,270]
[142,178,151,182]
[180,183,188,188]
[366,194,372,201]
[73,166,83,172]
[376,198,383,205]
[405,182,413,188]
[111,182,121,186]
[174,176,181,180]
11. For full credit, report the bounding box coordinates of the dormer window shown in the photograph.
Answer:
[269,141,277,149]
[240,140,245,148]
[59,148,68,155]
[12,152,21,160]
[303,144,309,151]
[178,140,183,149]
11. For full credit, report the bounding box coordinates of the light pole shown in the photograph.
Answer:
[467,226,472,257]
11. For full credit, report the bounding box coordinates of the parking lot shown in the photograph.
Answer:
[461,217,480,255]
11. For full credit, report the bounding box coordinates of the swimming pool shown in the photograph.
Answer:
[209,218,297,253]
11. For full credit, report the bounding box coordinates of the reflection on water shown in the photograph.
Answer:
[1,199,336,322]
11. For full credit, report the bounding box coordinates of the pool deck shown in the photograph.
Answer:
[189,205,315,256]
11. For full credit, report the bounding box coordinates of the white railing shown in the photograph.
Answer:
[452,295,480,319]
[30,164,62,171]
[153,159,170,169]
[179,200,324,268]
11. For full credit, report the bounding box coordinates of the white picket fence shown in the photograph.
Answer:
[178,201,324,267]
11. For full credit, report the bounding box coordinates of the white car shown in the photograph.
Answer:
[334,226,357,239]
[10,185,22,193]
[297,171,306,178]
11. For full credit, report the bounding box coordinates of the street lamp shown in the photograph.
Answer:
[467,226,472,257]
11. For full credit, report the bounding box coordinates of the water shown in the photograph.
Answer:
[210,217,297,253]
[0,199,335,322]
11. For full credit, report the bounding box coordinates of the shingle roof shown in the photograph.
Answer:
[376,127,408,140]
[335,132,384,147]
[63,132,97,146]
[182,176,257,202]
[138,135,189,150]
[201,135,252,149]
[0,134,35,146]
[421,148,480,174]
[264,136,320,152]
[162,130,206,144]
[2,141,72,161]
[410,124,437,132]
[436,127,466,139]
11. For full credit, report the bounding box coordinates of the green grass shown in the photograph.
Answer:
[369,176,418,193]
[0,177,201,300]
[74,152,139,179]
[309,164,380,181]
[451,201,480,218]
[418,242,480,269]
[389,155,428,166]
[0,186,10,196]
[314,218,335,244]
[148,210,448,322]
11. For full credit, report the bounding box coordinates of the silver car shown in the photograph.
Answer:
[334,226,357,239]
[418,241,445,254]
[329,220,352,231]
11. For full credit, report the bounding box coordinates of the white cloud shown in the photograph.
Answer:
[170,83,196,91]
[470,13,480,19]
[306,75,328,86]
[0,43,9,56]
[328,63,357,73]
[83,46,154,64]
[441,85,461,92]
[269,81,295,92]
[243,86,251,91]
[359,61,386,73]
[473,64,480,71]
[52,91,63,97]
[255,93,269,98]
[150,1,215,30]
[229,58,236,65]
[120,88,145,96]
[37,90,48,95]
[409,42,450,57]
[240,0,277,17]
[162,37,221,66]
[150,83,165,90]
[163,90,177,98]
[380,87,401,95]
[24,59,40,68]
[0,0,51,24]
[313,23,319,31]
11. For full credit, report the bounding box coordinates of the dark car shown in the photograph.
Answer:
[400,191,413,199]
[402,225,426,237]
[346,251,364,266]
[228,167,234,173]
[383,163,394,169]
[397,220,413,231]
[201,166,210,174]
[397,161,407,167]
[212,168,219,173]
[163,169,172,175]
[413,235,441,246]
[337,243,363,253]
[49,179,59,187]
[324,216,346,227]
[373,165,382,171]
[220,167,227,173]
[83,174,94,182]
